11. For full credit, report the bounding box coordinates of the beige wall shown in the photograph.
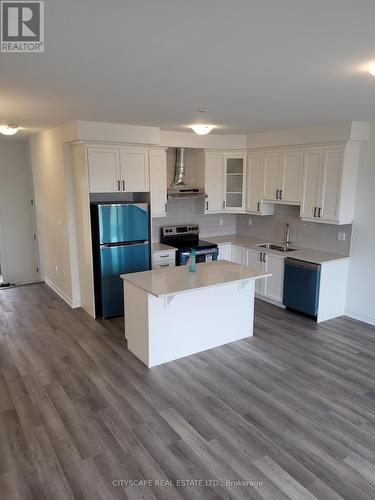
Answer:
[29,123,79,305]
[0,137,39,284]
[346,121,375,325]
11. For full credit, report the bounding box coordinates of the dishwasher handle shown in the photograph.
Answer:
[284,258,321,272]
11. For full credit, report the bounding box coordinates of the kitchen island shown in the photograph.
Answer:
[121,260,270,368]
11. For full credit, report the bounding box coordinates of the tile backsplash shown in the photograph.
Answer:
[236,205,352,255]
[152,201,352,255]
[152,198,237,242]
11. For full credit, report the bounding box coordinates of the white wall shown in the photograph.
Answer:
[246,121,369,149]
[29,123,80,306]
[0,138,39,284]
[346,122,375,326]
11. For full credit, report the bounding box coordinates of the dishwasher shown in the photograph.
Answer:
[283,258,321,319]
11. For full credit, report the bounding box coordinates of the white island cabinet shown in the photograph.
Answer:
[121,261,270,368]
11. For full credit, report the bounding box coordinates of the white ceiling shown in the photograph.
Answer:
[1,0,375,137]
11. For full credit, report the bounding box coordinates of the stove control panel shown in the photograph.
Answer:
[162,225,199,237]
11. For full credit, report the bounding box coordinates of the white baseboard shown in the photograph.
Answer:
[44,278,81,309]
[345,310,375,327]
[255,294,285,309]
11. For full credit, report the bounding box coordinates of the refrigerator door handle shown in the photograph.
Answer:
[100,240,148,248]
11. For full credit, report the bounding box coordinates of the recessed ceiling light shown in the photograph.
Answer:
[0,124,20,136]
[191,124,215,135]
[369,64,375,77]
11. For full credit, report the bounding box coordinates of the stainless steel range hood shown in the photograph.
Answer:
[167,148,207,199]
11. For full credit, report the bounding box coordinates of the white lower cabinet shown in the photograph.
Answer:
[217,244,285,306]
[245,248,285,304]
[217,244,232,261]
[231,245,246,265]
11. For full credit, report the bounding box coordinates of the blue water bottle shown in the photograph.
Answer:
[189,249,196,272]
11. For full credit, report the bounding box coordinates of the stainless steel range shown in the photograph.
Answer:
[160,225,218,266]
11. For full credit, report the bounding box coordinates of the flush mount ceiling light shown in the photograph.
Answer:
[191,124,215,135]
[0,124,20,136]
[369,63,375,77]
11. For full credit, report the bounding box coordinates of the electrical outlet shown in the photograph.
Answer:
[55,265,59,274]
[248,218,252,226]
[57,217,63,226]
[338,232,346,241]
[219,219,224,226]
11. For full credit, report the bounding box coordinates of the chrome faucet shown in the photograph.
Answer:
[284,223,292,247]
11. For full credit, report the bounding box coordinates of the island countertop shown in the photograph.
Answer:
[121,260,270,298]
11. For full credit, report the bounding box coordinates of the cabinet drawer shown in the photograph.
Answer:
[152,261,175,269]
[153,250,176,263]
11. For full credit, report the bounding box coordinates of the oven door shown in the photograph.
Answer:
[178,248,218,266]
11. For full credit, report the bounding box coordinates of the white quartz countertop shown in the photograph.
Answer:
[205,234,349,265]
[152,243,177,253]
[121,260,270,297]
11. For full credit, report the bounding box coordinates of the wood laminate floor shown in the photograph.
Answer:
[1,284,375,499]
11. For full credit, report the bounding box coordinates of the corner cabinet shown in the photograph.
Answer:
[87,146,149,193]
[300,144,360,224]
[149,148,167,218]
[204,151,247,214]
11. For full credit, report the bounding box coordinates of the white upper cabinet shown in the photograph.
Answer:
[87,148,120,193]
[300,145,360,224]
[119,147,149,192]
[204,153,224,213]
[246,153,274,215]
[300,150,323,219]
[263,153,282,201]
[263,150,303,203]
[282,152,303,203]
[223,154,246,212]
[204,151,246,213]
[87,146,149,193]
[149,148,167,218]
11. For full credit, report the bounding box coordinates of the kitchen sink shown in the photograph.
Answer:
[257,243,298,253]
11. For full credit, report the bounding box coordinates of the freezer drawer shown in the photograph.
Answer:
[98,242,150,318]
[283,258,321,317]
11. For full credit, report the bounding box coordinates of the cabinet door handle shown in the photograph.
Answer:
[318,207,322,218]
[263,253,266,263]
[275,190,279,199]
[314,207,317,217]
[257,202,260,212]
[259,252,262,262]
[206,202,208,211]
[165,203,168,213]
[122,180,125,191]
[117,180,121,191]
[223,201,226,209]
[280,190,283,200]
[160,264,170,268]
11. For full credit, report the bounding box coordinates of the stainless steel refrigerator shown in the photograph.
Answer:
[91,202,150,318]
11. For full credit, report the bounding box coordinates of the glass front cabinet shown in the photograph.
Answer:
[223,154,247,212]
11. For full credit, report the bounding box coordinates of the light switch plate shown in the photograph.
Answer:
[338,232,346,241]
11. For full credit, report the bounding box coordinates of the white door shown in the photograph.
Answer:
[224,155,246,212]
[281,152,303,203]
[246,154,263,213]
[263,153,282,201]
[88,148,120,193]
[205,154,224,213]
[319,150,342,222]
[120,148,149,192]
[149,149,167,217]
[300,151,323,219]
[218,244,232,261]
[245,248,263,294]
[263,253,285,303]
[231,245,245,265]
